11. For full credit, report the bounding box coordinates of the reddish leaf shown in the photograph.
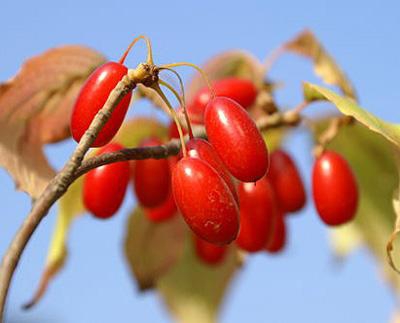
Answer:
[0,46,106,197]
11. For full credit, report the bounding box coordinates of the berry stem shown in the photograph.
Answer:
[158,72,194,139]
[160,62,215,99]
[150,83,188,157]
[119,35,154,65]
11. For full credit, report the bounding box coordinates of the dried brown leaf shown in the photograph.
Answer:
[0,46,106,197]
[284,29,357,100]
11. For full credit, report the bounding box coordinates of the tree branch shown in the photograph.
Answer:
[0,62,303,321]
[0,74,136,322]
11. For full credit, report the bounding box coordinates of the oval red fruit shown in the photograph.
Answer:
[83,143,130,219]
[312,151,358,226]
[265,210,286,253]
[144,191,177,223]
[172,157,239,244]
[187,138,238,202]
[268,150,306,213]
[236,176,277,252]
[204,97,268,182]
[194,236,227,265]
[191,78,257,123]
[133,138,170,208]
[71,62,132,147]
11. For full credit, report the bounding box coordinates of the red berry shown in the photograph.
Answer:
[204,97,268,182]
[187,138,238,202]
[268,150,306,213]
[192,78,257,123]
[83,143,130,219]
[265,210,286,253]
[236,176,277,252]
[144,191,177,222]
[312,151,358,226]
[168,120,188,140]
[70,62,132,147]
[172,157,239,244]
[133,138,170,208]
[194,236,227,265]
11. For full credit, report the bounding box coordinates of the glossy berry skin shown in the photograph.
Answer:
[172,157,239,245]
[187,138,238,202]
[83,143,130,219]
[236,176,277,252]
[144,191,177,223]
[191,78,257,123]
[268,150,306,213]
[133,138,170,208]
[204,97,268,182]
[265,210,286,253]
[194,236,227,265]
[71,62,132,147]
[312,151,358,226]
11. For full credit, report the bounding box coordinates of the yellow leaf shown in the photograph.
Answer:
[24,177,85,309]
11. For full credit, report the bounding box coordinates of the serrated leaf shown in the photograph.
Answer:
[307,83,400,148]
[187,50,264,102]
[124,207,186,290]
[24,177,85,309]
[0,46,106,198]
[284,30,356,99]
[156,236,240,323]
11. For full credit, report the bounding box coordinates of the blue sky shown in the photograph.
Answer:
[1,0,399,322]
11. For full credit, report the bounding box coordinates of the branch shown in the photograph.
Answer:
[0,67,303,321]
[73,110,301,179]
[0,74,136,322]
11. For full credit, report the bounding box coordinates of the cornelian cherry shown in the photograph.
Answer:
[144,191,177,222]
[191,78,257,123]
[186,138,238,202]
[268,150,306,213]
[236,176,277,252]
[265,210,286,253]
[71,62,132,147]
[312,151,358,226]
[83,143,130,219]
[172,157,239,245]
[133,138,170,208]
[204,97,268,182]
[194,236,227,265]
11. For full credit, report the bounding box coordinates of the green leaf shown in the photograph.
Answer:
[329,223,363,259]
[24,177,85,309]
[124,207,186,290]
[306,83,400,148]
[283,30,356,99]
[156,235,240,323]
[315,121,400,290]
[114,117,168,147]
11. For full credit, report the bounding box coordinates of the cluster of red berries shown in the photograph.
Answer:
[70,60,359,266]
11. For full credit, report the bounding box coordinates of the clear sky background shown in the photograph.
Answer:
[1,1,399,322]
